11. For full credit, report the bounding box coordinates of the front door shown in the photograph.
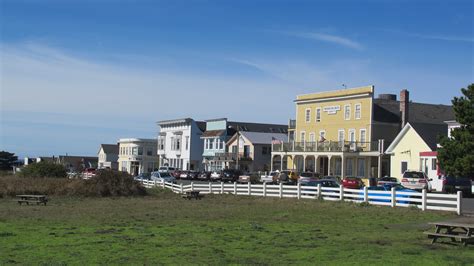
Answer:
[319,157,329,176]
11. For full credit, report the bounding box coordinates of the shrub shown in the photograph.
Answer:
[19,161,67,178]
[80,170,147,197]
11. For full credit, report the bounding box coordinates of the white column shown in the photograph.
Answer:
[280,156,284,171]
[328,156,332,176]
[303,156,306,172]
[341,155,345,179]
[391,187,396,207]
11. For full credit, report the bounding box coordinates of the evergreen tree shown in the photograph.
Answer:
[438,84,474,177]
[0,151,18,171]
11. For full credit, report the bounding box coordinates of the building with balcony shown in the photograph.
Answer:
[97,144,119,170]
[202,118,287,171]
[118,138,158,176]
[157,118,206,171]
[271,85,454,179]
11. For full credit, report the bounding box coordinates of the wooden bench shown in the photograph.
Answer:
[182,191,202,200]
[16,195,48,206]
[424,222,474,246]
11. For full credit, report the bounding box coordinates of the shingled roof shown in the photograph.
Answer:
[373,98,455,125]
[100,144,119,154]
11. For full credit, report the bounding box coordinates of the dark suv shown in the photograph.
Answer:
[221,169,242,182]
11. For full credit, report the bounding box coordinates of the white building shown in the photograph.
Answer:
[445,120,461,139]
[118,138,158,176]
[97,144,119,170]
[157,118,206,171]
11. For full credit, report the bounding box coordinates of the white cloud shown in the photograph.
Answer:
[385,30,474,43]
[284,31,364,50]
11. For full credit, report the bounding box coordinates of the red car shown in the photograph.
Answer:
[342,177,364,189]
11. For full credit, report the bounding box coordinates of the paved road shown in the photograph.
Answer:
[462,197,474,215]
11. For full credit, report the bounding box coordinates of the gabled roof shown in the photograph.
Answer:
[385,122,448,153]
[99,144,119,154]
[228,132,287,145]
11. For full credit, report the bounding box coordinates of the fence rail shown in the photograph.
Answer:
[138,180,462,215]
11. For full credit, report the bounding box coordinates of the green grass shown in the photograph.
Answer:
[0,188,472,265]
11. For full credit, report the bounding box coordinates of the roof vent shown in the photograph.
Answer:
[378,94,397,101]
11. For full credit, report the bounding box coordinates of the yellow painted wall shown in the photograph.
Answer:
[389,126,431,180]
[295,86,374,143]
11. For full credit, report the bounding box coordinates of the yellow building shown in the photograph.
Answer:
[272,85,455,179]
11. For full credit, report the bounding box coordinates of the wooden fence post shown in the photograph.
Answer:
[180,183,184,194]
[391,187,396,207]
[191,182,194,191]
[317,184,322,199]
[421,189,427,211]
[339,185,344,201]
[457,191,462,215]
[263,182,267,197]
[297,182,301,199]
[248,182,251,196]
[279,182,283,198]
[363,186,368,202]
[209,182,212,194]
[234,182,237,195]
[221,182,224,194]
[162,180,165,188]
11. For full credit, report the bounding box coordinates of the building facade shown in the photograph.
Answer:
[118,138,158,176]
[157,118,206,171]
[202,118,287,171]
[272,86,385,178]
[97,144,119,170]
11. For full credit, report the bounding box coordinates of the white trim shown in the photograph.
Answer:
[309,132,315,142]
[295,93,372,104]
[385,122,434,154]
[354,103,362,120]
[348,129,356,142]
[344,104,351,120]
[305,108,311,123]
[319,130,326,140]
[401,160,408,174]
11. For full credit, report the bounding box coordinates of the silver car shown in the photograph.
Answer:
[150,171,176,183]
[401,171,432,191]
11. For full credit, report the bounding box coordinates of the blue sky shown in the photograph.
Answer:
[1,0,473,158]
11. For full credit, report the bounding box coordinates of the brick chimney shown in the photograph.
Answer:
[400,89,409,127]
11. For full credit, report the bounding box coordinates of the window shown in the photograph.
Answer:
[316,108,321,122]
[401,161,408,174]
[158,138,165,150]
[338,130,345,143]
[348,129,356,143]
[176,138,181,150]
[138,147,143,155]
[357,158,365,177]
[210,138,214,149]
[360,129,366,143]
[344,105,351,120]
[309,133,315,142]
[431,158,437,171]
[346,158,354,176]
[132,147,138,155]
[305,109,311,123]
[220,139,224,149]
[185,136,189,150]
[355,104,361,119]
[300,131,306,142]
[147,148,153,156]
[205,139,209,150]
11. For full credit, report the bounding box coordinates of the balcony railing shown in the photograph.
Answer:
[214,152,253,161]
[272,140,382,153]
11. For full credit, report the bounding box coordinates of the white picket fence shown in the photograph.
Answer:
[139,180,463,215]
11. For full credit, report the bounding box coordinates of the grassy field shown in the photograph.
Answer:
[0,189,472,265]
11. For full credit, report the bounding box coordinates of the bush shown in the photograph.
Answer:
[0,170,147,198]
[19,161,67,178]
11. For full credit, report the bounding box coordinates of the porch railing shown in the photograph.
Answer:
[272,140,383,153]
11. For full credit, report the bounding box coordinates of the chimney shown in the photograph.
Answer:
[400,89,409,127]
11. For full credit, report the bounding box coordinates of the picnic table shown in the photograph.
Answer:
[424,221,474,246]
[16,195,48,206]
[181,191,202,200]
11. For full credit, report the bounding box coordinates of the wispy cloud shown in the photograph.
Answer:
[283,31,364,50]
[386,30,474,43]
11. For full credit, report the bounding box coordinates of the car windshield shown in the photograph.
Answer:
[403,172,424,179]
[300,172,313,177]
[160,172,172,178]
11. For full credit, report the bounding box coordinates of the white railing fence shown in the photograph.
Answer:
[139,180,463,215]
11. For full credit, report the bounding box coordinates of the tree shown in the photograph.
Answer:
[0,151,18,171]
[438,84,474,177]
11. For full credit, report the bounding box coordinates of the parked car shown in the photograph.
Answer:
[441,176,472,197]
[273,170,299,184]
[401,171,432,191]
[361,184,417,204]
[179,171,195,180]
[238,172,259,184]
[222,169,242,182]
[158,166,177,173]
[133,173,151,180]
[377,176,399,186]
[197,171,211,181]
[301,179,340,197]
[260,171,278,183]
[210,171,222,181]
[150,171,176,183]
[82,168,96,179]
[342,177,364,189]
[299,172,320,184]
[171,170,182,179]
